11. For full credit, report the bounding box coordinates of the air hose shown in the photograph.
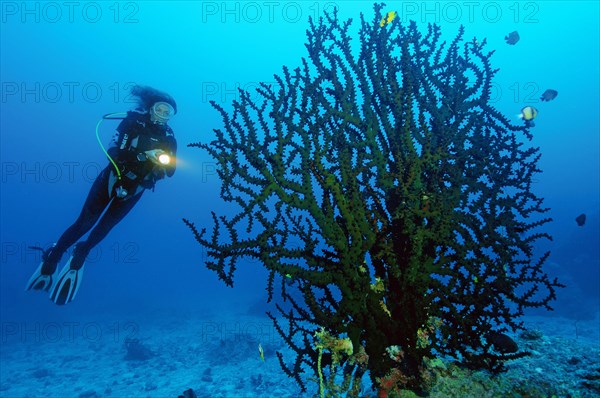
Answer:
[95,112,127,179]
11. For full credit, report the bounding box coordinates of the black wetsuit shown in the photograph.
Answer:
[42,109,177,273]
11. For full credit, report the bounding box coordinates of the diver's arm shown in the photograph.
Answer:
[145,138,176,181]
[143,134,177,183]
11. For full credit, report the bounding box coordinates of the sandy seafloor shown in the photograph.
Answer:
[0,306,598,398]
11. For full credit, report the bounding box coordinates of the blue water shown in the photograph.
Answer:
[1,2,598,397]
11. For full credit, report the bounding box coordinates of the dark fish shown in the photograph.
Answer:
[505,31,520,45]
[540,89,558,102]
[487,332,518,353]
[576,213,586,226]
[178,389,198,398]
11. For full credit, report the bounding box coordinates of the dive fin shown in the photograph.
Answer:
[25,262,53,292]
[26,244,58,292]
[49,260,85,305]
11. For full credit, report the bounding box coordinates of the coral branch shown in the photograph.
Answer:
[185,3,562,395]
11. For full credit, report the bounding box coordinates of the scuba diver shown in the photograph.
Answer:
[25,85,178,305]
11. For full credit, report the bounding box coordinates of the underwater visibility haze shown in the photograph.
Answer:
[0,1,598,397]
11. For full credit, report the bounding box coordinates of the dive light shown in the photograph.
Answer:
[158,153,171,165]
[138,150,172,165]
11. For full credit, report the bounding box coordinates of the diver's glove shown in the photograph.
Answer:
[137,149,172,166]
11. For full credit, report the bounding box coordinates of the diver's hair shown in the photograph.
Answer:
[130,85,177,114]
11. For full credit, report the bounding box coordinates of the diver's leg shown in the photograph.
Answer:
[42,166,112,273]
[72,190,144,267]
[48,189,142,304]
[27,166,112,292]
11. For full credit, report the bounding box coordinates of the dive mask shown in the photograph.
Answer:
[150,101,175,124]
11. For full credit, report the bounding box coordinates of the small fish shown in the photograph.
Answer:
[575,213,586,226]
[540,89,558,102]
[258,343,265,361]
[284,273,295,286]
[505,31,520,45]
[519,106,538,127]
[380,11,396,27]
